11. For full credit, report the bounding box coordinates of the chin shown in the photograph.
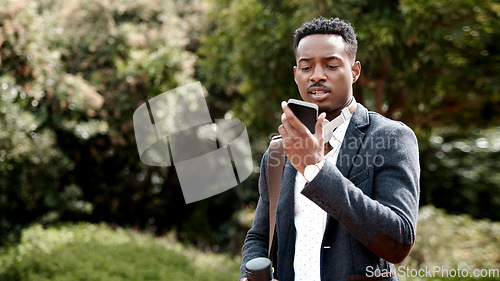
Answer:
[319,106,331,114]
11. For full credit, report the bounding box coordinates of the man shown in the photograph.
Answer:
[240,17,420,281]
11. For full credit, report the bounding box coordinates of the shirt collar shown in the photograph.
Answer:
[323,112,352,144]
[329,116,351,147]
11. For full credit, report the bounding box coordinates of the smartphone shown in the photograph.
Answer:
[287,99,318,134]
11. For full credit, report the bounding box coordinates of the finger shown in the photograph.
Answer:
[280,111,297,136]
[314,112,327,138]
[277,123,287,137]
[278,123,292,151]
[279,117,293,148]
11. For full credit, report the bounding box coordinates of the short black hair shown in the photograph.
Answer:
[293,17,358,60]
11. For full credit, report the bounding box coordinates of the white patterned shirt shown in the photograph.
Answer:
[293,117,351,281]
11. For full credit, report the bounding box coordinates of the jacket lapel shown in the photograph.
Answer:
[336,103,370,178]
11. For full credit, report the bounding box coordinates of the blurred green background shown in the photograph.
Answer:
[0,0,499,280]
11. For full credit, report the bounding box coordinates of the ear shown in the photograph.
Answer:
[351,61,361,84]
[293,65,298,85]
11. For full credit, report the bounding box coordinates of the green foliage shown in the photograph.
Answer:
[199,0,500,140]
[1,0,226,249]
[0,0,255,253]
[406,206,500,269]
[198,0,302,152]
[399,206,500,281]
[0,223,241,281]
[0,0,95,240]
[420,128,500,220]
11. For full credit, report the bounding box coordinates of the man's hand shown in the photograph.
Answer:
[278,101,326,175]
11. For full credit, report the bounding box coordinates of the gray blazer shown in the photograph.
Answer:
[240,104,420,281]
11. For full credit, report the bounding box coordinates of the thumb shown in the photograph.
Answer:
[315,112,326,138]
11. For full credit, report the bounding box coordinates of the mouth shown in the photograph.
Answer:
[307,86,331,100]
[309,90,330,96]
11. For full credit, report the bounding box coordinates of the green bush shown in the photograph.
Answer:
[0,223,241,281]
[398,206,500,281]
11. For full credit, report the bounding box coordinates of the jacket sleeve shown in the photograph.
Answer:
[301,123,420,263]
[239,151,271,279]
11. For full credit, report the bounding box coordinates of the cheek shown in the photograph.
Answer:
[331,72,352,85]
[296,75,308,87]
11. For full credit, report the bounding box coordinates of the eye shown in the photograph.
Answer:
[327,65,339,70]
[301,66,312,71]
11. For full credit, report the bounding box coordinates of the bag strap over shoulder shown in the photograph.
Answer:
[267,135,285,258]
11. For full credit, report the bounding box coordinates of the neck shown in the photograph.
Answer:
[325,96,354,121]
[324,142,333,155]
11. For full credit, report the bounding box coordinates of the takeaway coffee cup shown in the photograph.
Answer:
[245,257,273,281]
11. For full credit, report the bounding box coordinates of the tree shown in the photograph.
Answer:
[1,0,96,240]
[1,0,231,247]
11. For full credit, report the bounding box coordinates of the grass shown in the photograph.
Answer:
[0,223,241,281]
[0,206,498,280]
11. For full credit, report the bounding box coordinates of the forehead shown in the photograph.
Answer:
[295,34,349,61]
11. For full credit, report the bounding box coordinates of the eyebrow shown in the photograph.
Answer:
[297,58,312,63]
[297,56,342,63]
[324,56,342,61]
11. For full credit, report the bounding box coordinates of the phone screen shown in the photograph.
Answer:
[287,99,318,134]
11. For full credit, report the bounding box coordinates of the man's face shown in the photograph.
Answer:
[294,34,361,119]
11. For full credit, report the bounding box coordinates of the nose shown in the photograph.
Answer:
[309,66,326,83]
